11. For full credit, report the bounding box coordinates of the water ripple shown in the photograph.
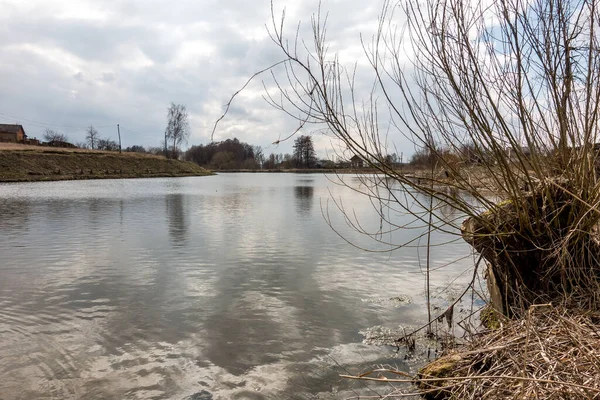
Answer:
[0,174,475,399]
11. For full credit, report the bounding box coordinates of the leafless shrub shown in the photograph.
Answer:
[43,128,68,143]
[211,0,600,396]
[243,0,600,314]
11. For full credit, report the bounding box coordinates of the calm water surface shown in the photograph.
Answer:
[0,173,474,399]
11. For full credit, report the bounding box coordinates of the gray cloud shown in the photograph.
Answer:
[0,0,412,156]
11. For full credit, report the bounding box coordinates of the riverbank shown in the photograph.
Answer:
[212,168,387,174]
[0,145,212,182]
[414,305,600,399]
[344,304,600,398]
[217,166,498,190]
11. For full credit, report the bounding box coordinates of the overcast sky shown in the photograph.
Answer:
[0,0,409,157]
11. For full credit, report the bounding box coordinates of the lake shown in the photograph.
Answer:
[0,173,475,399]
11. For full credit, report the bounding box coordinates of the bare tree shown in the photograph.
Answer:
[165,103,190,159]
[124,145,146,153]
[86,125,99,150]
[293,135,316,168]
[253,145,265,168]
[263,153,283,169]
[43,128,68,143]
[96,137,119,151]
[213,0,600,316]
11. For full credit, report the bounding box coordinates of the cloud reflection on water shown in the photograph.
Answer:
[0,174,474,398]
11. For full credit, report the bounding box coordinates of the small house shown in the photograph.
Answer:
[0,124,26,143]
[350,155,364,168]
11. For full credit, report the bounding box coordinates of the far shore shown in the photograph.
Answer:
[1,143,439,182]
[213,168,398,174]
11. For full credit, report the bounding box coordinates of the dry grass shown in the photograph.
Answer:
[0,143,164,157]
[0,147,212,181]
[342,304,600,399]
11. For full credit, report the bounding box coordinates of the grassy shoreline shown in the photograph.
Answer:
[214,168,386,174]
[0,146,212,182]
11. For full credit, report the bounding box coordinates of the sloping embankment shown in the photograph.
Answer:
[0,147,212,182]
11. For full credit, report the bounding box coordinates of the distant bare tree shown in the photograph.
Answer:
[210,151,236,170]
[96,138,119,151]
[124,145,146,153]
[261,153,278,169]
[86,125,99,150]
[253,145,265,168]
[293,135,316,168]
[281,153,294,169]
[43,128,68,143]
[147,146,164,155]
[165,103,190,159]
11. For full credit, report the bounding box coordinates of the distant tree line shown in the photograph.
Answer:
[409,141,494,167]
[43,127,120,151]
[182,135,325,170]
[40,123,411,171]
[260,135,320,169]
[41,125,174,156]
[184,138,263,170]
[124,145,147,153]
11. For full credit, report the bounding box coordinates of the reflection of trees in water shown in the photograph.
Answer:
[0,199,31,234]
[294,186,314,216]
[119,199,124,233]
[165,194,188,245]
[219,191,244,215]
[437,189,461,220]
[87,198,115,227]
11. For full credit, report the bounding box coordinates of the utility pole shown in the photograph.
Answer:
[117,124,122,153]
[400,152,403,173]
